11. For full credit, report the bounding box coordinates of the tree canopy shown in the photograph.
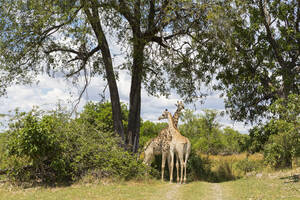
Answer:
[189,0,299,122]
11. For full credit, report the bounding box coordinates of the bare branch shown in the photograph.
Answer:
[71,60,90,114]
[44,47,80,55]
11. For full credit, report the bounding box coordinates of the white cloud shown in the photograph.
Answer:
[0,71,252,134]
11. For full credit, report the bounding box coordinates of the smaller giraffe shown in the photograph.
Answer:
[143,129,171,165]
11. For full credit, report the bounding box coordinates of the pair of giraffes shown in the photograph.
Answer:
[143,101,191,184]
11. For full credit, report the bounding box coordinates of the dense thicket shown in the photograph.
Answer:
[248,94,300,168]
[1,103,148,185]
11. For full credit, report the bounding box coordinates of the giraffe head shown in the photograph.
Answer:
[175,101,184,112]
[158,109,169,120]
[143,140,154,166]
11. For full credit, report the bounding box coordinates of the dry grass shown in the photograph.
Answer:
[198,153,264,181]
[207,153,263,163]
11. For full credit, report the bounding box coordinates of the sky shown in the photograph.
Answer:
[0,70,252,133]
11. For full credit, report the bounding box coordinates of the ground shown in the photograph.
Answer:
[0,169,299,200]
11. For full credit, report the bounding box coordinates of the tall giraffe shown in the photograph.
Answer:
[158,109,191,184]
[143,101,184,181]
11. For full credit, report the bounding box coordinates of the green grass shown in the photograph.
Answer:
[179,182,218,200]
[0,169,299,200]
[0,181,179,200]
[221,174,300,200]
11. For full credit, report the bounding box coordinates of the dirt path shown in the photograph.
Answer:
[165,183,180,200]
[211,183,223,200]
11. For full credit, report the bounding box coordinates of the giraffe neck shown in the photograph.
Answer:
[172,108,181,127]
[167,112,176,130]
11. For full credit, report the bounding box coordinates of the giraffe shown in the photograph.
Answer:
[143,101,185,181]
[158,109,191,184]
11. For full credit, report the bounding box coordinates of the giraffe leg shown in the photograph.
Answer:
[184,144,191,184]
[184,151,190,184]
[169,151,174,183]
[175,153,179,183]
[177,152,184,184]
[167,153,171,179]
[161,152,166,182]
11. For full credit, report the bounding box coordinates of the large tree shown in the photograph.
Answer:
[175,0,299,122]
[0,0,207,152]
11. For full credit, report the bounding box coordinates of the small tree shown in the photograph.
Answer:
[263,94,300,168]
[78,101,129,134]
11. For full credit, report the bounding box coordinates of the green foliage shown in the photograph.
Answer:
[222,127,249,154]
[3,102,147,184]
[78,101,129,133]
[248,95,300,168]
[263,123,299,168]
[187,1,300,122]
[235,158,263,174]
[247,123,277,153]
[6,108,71,183]
[180,109,247,155]
[0,132,8,169]
[186,150,212,181]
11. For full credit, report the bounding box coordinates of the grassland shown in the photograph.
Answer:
[0,168,299,200]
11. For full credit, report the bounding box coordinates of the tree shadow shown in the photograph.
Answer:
[280,174,300,183]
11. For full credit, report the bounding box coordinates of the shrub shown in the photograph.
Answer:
[248,94,300,169]
[6,109,73,183]
[264,130,299,168]
[78,101,129,133]
[4,105,149,185]
[235,159,259,174]
[186,150,212,181]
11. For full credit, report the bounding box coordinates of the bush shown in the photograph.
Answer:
[4,105,149,185]
[78,101,129,133]
[248,94,300,169]
[6,109,71,183]
[186,150,212,181]
[235,159,260,174]
[264,130,299,168]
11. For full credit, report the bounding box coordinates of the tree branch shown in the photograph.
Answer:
[39,6,83,41]
[147,0,156,31]
[259,0,286,67]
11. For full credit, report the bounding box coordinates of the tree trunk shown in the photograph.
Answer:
[84,4,125,142]
[100,35,126,142]
[127,38,145,153]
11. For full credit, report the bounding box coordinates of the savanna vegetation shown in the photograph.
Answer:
[0,99,299,185]
[0,0,299,199]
